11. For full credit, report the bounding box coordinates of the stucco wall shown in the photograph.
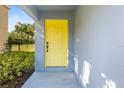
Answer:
[0,5,8,52]
[35,11,75,72]
[74,6,124,88]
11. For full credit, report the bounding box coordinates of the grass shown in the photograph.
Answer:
[0,51,34,88]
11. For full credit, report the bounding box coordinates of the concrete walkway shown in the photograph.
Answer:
[22,72,81,88]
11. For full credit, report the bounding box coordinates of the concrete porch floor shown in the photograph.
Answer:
[22,72,81,88]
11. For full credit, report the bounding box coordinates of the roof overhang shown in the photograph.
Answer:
[19,5,77,21]
[19,5,77,30]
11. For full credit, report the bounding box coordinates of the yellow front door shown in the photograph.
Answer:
[45,19,68,67]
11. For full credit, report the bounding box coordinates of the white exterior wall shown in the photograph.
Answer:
[74,6,124,88]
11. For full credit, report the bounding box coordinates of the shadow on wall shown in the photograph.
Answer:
[74,58,116,88]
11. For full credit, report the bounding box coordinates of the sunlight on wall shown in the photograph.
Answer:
[74,55,79,74]
[100,73,116,88]
[103,80,116,88]
[80,61,92,88]
[101,73,106,78]
[35,30,44,38]
[77,37,79,43]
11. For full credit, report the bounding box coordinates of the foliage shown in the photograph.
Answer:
[7,22,34,51]
[0,52,34,84]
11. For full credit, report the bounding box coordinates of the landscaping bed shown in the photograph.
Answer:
[0,52,34,88]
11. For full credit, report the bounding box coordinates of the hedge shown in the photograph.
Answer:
[0,52,34,84]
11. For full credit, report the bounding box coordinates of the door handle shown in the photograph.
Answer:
[46,42,49,52]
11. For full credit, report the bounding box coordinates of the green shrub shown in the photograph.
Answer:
[0,52,34,84]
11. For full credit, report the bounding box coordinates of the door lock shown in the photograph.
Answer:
[46,42,49,52]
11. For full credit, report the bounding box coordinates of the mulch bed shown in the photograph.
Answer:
[0,71,34,88]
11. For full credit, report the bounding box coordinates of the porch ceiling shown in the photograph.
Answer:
[20,5,77,30]
[35,5,77,12]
